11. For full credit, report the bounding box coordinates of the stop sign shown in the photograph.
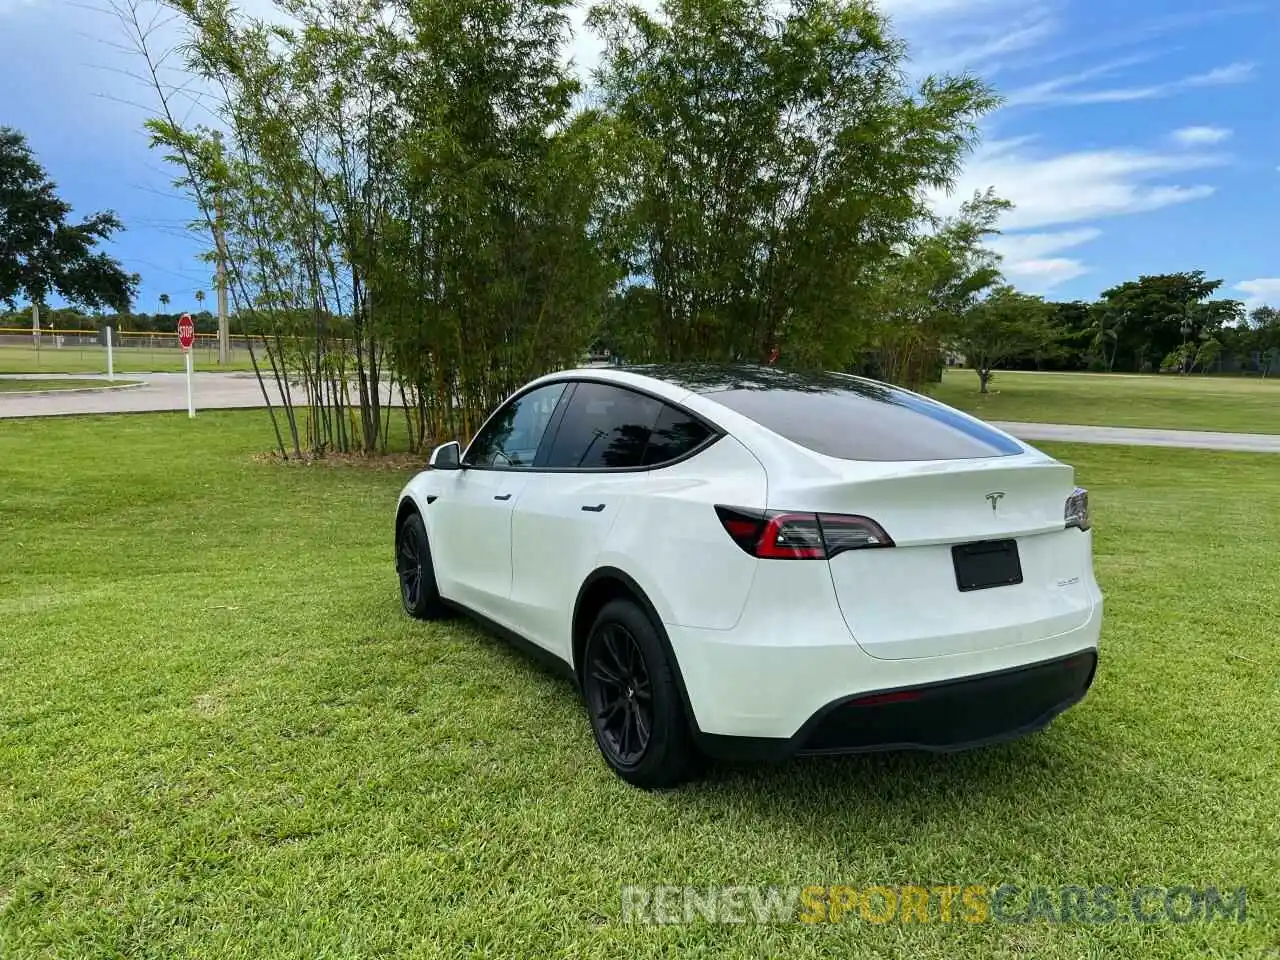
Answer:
[178,313,195,350]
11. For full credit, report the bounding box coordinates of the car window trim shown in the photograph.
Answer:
[533,382,578,466]
[462,376,724,474]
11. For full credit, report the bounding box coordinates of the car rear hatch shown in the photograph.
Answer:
[773,456,1096,660]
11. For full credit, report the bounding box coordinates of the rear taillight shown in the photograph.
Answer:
[1064,487,1090,531]
[715,506,893,559]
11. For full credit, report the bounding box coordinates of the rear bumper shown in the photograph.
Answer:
[695,650,1097,762]
[666,595,1102,744]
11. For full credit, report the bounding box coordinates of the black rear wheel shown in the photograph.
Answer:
[582,599,699,788]
[396,512,448,620]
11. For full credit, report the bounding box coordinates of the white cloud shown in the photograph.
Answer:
[1004,258,1090,288]
[881,0,1064,80]
[987,228,1099,290]
[1171,126,1232,146]
[935,140,1222,230]
[913,16,1059,75]
[875,0,1012,21]
[987,227,1100,260]
[998,55,1154,106]
[1235,279,1280,312]
[1186,62,1256,86]
[1004,59,1255,108]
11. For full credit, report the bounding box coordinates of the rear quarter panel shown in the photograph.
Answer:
[600,434,768,631]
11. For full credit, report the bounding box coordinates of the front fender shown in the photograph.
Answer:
[396,470,439,543]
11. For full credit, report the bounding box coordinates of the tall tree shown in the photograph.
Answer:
[0,127,137,312]
[1246,305,1280,376]
[132,0,612,457]
[860,190,1006,385]
[1095,271,1243,373]
[588,0,996,376]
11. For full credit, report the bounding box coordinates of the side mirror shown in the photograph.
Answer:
[429,440,462,470]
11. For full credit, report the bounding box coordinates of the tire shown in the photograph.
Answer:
[581,598,700,788]
[396,511,449,620]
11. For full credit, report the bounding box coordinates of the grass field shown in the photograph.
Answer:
[0,345,257,375]
[0,378,139,393]
[1,412,1277,958]
[934,368,1280,435]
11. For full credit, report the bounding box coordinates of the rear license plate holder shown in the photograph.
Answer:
[952,539,1023,592]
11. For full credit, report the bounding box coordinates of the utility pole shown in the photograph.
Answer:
[215,196,229,365]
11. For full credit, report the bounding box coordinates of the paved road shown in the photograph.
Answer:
[991,421,1280,453]
[0,372,396,419]
[2,373,1278,453]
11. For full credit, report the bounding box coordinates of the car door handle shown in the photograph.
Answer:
[581,503,606,512]
[494,493,512,501]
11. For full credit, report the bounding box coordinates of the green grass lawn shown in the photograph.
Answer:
[0,344,257,375]
[934,368,1280,435]
[0,378,139,394]
[1,411,1277,958]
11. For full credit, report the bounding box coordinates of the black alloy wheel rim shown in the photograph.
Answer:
[397,527,423,609]
[586,623,652,766]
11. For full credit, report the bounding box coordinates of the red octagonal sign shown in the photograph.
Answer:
[178,313,195,350]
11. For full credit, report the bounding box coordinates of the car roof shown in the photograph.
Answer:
[550,362,924,403]
[616,363,903,397]
[538,362,1033,464]
[533,365,698,404]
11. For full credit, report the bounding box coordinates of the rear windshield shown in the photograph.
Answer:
[706,378,1023,461]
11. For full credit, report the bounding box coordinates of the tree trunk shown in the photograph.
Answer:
[978,368,991,394]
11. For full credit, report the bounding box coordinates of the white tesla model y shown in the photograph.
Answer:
[394,365,1102,787]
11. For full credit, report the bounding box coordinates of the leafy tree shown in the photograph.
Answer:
[952,286,1060,393]
[860,191,1006,385]
[1040,300,1092,370]
[1246,306,1280,376]
[0,127,137,312]
[1085,301,1124,373]
[195,289,205,308]
[588,0,997,377]
[1095,271,1242,373]
[158,293,170,311]
[132,0,613,457]
[1252,305,1280,328]
[1159,344,1193,374]
[1193,336,1221,374]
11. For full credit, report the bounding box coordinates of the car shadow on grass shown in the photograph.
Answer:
[672,733,1115,873]
[445,612,1104,831]
[700,731,1093,809]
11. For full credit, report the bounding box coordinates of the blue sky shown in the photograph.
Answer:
[1,0,1277,314]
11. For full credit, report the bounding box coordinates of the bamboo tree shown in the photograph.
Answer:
[589,0,998,381]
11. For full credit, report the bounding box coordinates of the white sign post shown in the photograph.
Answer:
[178,313,196,418]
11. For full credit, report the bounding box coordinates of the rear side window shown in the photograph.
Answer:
[642,404,713,466]
[541,383,715,469]
[707,380,1023,461]
[543,383,663,468]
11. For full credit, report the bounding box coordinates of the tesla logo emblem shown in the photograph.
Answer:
[985,492,1005,513]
